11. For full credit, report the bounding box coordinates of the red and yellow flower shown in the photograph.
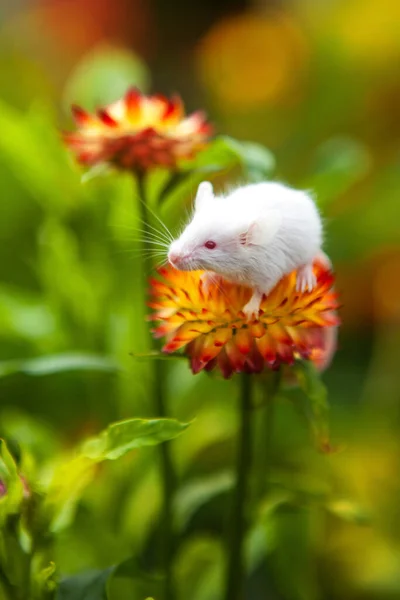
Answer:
[64,88,212,172]
[150,261,339,378]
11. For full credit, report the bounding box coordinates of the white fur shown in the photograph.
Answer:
[168,181,325,319]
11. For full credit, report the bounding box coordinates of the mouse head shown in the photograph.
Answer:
[168,181,269,274]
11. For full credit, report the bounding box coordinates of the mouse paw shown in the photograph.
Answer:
[296,264,316,293]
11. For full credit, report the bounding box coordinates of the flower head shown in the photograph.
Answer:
[150,261,339,378]
[64,88,212,172]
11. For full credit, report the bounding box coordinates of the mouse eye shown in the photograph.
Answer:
[204,240,216,250]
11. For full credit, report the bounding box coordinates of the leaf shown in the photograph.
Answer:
[159,137,241,217]
[293,361,333,453]
[327,160,400,261]
[33,562,58,598]
[0,439,24,521]
[221,137,276,182]
[45,456,96,533]
[107,556,163,600]
[173,536,224,600]
[246,522,271,573]
[63,45,151,111]
[0,100,79,211]
[0,409,59,461]
[130,351,187,361]
[0,286,56,342]
[81,418,190,461]
[174,471,234,531]
[326,499,371,525]
[159,136,275,223]
[302,136,371,207]
[56,567,115,600]
[0,353,120,379]
[181,137,241,173]
[267,505,321,600]
[144,168,174,206]
[44,418,189,533]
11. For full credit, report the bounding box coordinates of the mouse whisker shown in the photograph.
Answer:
[130,225,172,245]
[134,195,174,243]
[137,220,173,243]
[110,223,172,247]
[122,232,170,246]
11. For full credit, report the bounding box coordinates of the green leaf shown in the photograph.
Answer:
[326,499,371,525]
[302,136,371,207]
[173,536,224,600]
[0,353,120,378]
[0,286,56,342]
[81,418,190,461]
[33,562,58,598]
[43,419,189,533]
[293,361,332,453]
[181,137,240,173]
[63,45,151,111]
[267,505,321,600]
[56,568,114,600]
[44,456,96,533]
[0,439,24,521]
[181,136,275,180]
[221,137,276,182]
[107,557,162,600]
[174,471,234,531]
[159,137,241,218]
[159,136,275,223]
[130,351,187,361]
[144,168,174,206]
[0,100,80,212]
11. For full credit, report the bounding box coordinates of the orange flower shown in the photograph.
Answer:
[149,261,339,378]
[64,88,212,172]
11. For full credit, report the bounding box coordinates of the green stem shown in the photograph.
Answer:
[255,370,281,499]
[224,373,253,600]
[136,175,176,600]
[0,569,13,600]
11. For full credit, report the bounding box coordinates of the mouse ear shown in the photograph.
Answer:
[239,210,282,246]
[195,181,214,210]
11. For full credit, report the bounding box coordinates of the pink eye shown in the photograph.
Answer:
[204,240,216,250]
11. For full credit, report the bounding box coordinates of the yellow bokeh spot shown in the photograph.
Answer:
[314,0,400,65]
[197,11,309,110]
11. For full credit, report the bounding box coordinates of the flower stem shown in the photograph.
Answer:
[224,373,253,600]
[136,174,176,600]
[255,370,281,499]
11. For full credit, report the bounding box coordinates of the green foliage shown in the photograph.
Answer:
[0,354,119,378]
[0,28,396,600]
[57,568,114,600]
[293,361,331,452]
[301,136,371,207]
[0,440,24,520]
[0,414,188,598]
[82,418,190,461]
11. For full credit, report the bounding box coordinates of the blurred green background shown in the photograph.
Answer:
[1,0,400,598]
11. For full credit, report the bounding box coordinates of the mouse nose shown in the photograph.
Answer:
[168,250,181,267]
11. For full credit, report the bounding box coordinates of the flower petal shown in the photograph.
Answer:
[150,261,339,378]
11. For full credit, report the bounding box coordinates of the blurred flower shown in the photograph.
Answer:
[197,11,308,111]
[64,88,212,172]
[150,262,339,378]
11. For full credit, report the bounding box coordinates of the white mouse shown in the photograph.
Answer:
[168,181,330,320]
